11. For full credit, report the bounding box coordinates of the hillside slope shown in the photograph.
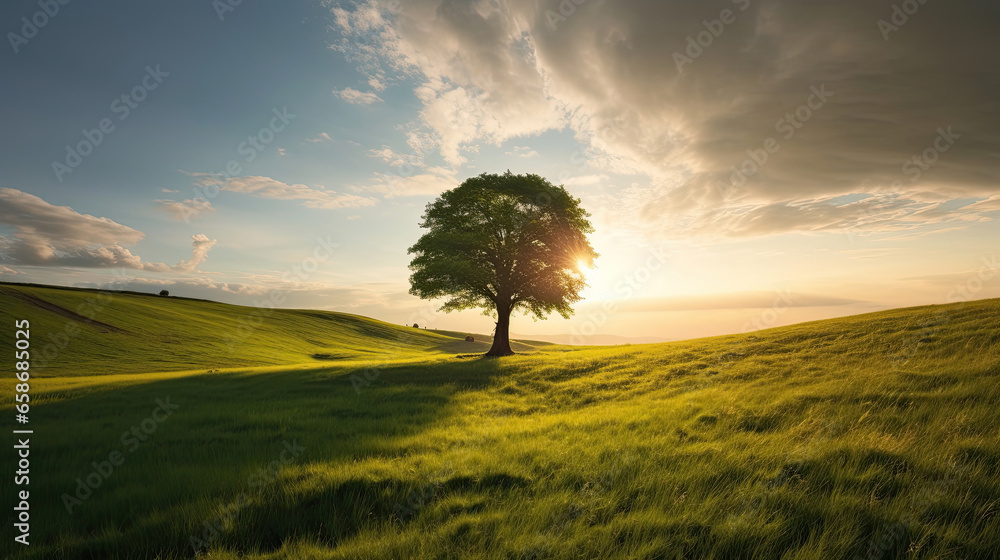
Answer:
[5,288,1000,559]
[0,283,545,376]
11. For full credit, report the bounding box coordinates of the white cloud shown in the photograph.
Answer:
[277,148,287,156]
[161,188,179,193]
[368,144,425,168]
[192,174,379,209]
[505,145,539,158]
[174,234,218,272]
[348,169,457,199]
[332,87,384,105]
[329,2,413,92]
[331,3,565,167]
[155,198,216,221]
[306,132,332,143]
[0,188,215,272]
[0,188,159,270]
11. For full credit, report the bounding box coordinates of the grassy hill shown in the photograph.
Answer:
[3,284,999,559]
[0,283,546,377]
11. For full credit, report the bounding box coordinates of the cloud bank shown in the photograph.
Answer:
[0,188,216,272]
[330,0,1000,238]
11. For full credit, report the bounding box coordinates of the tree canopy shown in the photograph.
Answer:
[408,172,597,356]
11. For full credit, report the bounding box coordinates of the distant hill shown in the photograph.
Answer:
[510,332,676,345]
[0,282,547,376]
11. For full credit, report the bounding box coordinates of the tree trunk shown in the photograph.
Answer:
[486,305,514,357]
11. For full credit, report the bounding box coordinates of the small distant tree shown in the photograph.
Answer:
[408,172,597,357]
[413,323,420,328]
[159,290,169,296]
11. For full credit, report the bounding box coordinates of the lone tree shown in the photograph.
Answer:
[408,172,597,357]
[158,290,169,296]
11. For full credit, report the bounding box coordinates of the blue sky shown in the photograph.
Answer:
[3,0,1000,341]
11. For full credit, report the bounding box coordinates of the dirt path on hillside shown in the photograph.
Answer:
[1,287,126,333]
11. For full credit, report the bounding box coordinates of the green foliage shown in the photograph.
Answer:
[408,172,597,321]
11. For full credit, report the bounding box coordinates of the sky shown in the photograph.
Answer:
[2,0,999,342]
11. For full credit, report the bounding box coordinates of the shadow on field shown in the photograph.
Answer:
[434,336,545,355]
[216,470,532,556]
[23,357,505,559]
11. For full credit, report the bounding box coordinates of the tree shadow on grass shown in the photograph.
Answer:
[199,471,532,557]
[433,337,546,355]
[21,357,505,559]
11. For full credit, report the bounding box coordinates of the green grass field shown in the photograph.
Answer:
[3,283,999,559]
